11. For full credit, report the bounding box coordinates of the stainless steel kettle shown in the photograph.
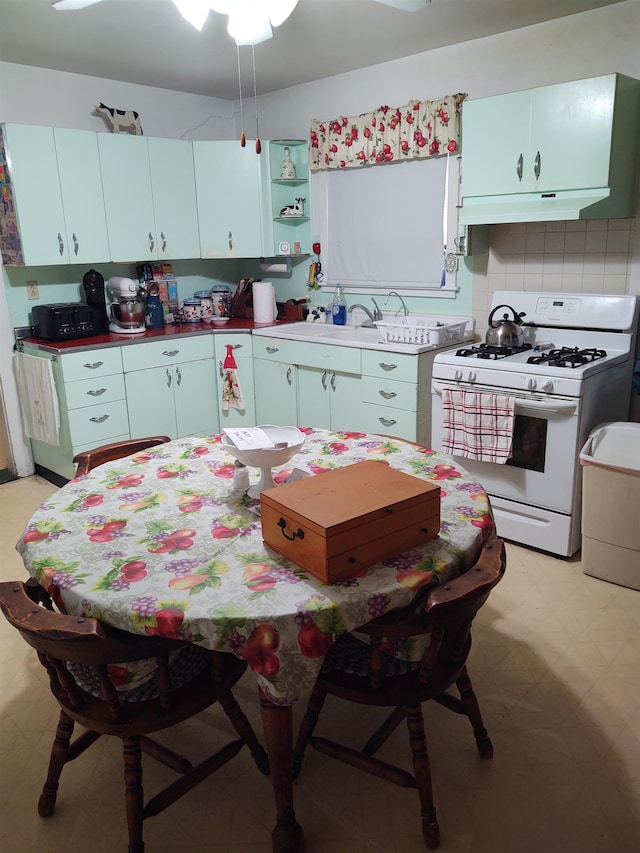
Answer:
[486,304,526,348]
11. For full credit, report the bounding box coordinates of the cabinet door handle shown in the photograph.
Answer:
[166,368,172,387]
[87,388,107,397]
[228,231,233,251]
[379,362,398,371]
[533,150,541,180]
[219,360,224,378]
[286,366,292,385]
[57,233,64,255]
[83,361,104,370]
[321,370,328,390]
[330,372,336,391]
[89,415,109,424]
[379,390,397,399]
[149,232,155,252]
[379,417,397,427]
[160,231,167,252]
[176,367,182,386]
[162,350,179,358]
[266,346,279,354]
[516,153,523,182]
[72,233,79,255]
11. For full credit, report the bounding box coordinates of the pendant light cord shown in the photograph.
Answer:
[252,44,261,153]
[236,44,245,146]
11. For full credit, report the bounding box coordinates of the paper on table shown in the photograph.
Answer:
[223,427,275,450]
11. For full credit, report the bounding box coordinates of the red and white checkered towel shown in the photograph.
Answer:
[441,387,516,463]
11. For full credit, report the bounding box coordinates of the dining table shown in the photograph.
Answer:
[17,426,494,852]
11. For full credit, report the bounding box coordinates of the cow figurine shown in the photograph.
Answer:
[95,102,143,135]
[280,197,306,217]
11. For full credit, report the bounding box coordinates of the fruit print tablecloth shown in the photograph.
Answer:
[17,428,494,704]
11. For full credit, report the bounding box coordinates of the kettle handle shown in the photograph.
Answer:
[488,304,526,328]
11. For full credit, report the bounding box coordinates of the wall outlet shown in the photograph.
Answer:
[26,281,39,300]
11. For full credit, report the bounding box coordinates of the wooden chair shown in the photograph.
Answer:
[73,436,171,477]
[292,537,506,849]
[0,580,269,853]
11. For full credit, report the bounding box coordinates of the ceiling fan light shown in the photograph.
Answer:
[228,8,273,46]
[172,0,211,30]
[267,0,299,28]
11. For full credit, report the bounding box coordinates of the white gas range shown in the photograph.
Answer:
[430,291,639,557]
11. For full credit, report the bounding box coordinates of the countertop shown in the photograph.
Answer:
[17,317,295,354]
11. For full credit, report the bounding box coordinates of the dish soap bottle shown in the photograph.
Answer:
[332,285,347,325]
[280,146,296,179]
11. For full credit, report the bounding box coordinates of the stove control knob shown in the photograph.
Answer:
[468,371,477,382]
[541,380,554,393]
[527,378,537,391]
[454,369,463,381]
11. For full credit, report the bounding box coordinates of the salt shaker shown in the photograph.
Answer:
[233,459,249,491]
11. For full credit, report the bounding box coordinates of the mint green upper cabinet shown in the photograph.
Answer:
[98,134,156,262]
[147,137,200,260]
[1,124,109,266]
[194,141,264,258]
[54,128,110,264]
[461,74,640,212]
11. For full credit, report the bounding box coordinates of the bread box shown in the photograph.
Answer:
[260,461,441,583]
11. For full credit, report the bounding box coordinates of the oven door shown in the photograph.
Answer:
[431,380,581,513]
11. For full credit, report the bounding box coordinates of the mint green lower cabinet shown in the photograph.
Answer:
[254,359,297,425]
[21,344,128,482]
[125,360,218,440]
[360,350,434,445]
[297,367,361,431]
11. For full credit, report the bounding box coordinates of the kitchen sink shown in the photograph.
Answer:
[252,320,467,354]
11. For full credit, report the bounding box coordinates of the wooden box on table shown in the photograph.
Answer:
[260,460,441,583]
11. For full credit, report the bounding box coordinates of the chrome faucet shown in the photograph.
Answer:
[371,298,383,321]
[385,290,408,317]
[347,303,377,328]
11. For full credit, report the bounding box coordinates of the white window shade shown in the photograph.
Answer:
[326,156,458,292]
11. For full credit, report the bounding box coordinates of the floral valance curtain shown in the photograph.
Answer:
[309,92,466,171]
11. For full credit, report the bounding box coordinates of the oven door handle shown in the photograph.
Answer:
[432,381,578,414]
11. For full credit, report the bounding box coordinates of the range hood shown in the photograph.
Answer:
[459,187,612,226]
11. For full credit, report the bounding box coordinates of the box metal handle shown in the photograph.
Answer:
[277,518,305,541]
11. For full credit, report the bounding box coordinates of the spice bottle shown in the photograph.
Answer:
[233,459,249,491]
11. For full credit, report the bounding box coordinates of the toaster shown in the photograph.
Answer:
[32,303,98,342]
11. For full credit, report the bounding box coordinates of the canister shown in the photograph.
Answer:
[194,290,214,319]
[182,297,202,323]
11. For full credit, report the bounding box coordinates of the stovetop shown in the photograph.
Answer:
[433,291,638,396]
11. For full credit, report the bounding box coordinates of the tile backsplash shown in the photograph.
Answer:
[472,218,635,336]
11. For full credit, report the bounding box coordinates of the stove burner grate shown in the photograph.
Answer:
[456,343,533,360]
[527,347,607,368]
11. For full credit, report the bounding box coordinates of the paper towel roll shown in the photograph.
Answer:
[253,281,277,323]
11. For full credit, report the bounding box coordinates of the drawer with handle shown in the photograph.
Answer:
[67,399,130,447]
[64,374,126,411]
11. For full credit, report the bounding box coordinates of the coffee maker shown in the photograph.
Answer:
[82,268,110,335]
[107,276,147,335]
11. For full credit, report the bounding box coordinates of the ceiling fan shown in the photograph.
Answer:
[52,1,430,16]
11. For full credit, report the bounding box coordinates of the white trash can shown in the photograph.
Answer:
[580,422,640,590]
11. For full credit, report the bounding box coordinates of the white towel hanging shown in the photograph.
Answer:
[14,352,60,446]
